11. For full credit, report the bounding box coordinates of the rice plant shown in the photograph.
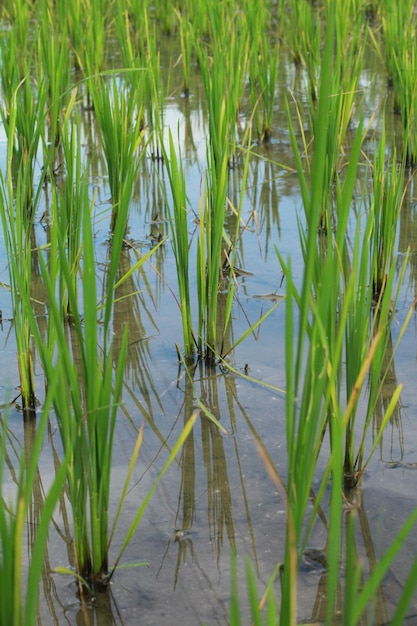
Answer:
[248,30,279,142]
[89,75,147,233]
[36,4,72,148]
[175,8,193,96]
[285,0,322,101]
[15,149,191,587]
[141,7,166,161]
[333,0,367,144]
[161,130,195,356]
[0,79,49,418]
[288,3,366,234]
[113,1,145,88]
[55,110,87,317]
[380,0,414,94]
[193,7,244,361]
[277,12,404,620]
[0,15,31,114]
[195,2,250,163]
[0,64,47,212]
[0,0,32,57]
[368,125,405,302]
[64,0,110,89]
[380,0,417,163]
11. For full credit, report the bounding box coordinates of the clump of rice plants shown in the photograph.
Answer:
[23,172,195,588]
[36,8,72,155]
[89,75,147,233]
[191,5,251,362]
[368,125,405,302]
[277,12,413,621]
[248,30,279,142]
[0,66,47,212]
[380,0,417,164]
[284,0,322,100]
[175,8,193,96]
[195,2,248,165]
[140,6,166,161]
[0,78,51,418]
[55,110,87,317]
[161,130,195,356]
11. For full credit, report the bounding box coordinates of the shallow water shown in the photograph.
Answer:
[1,19,417,626]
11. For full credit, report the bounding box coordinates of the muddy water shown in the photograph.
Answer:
[1,42,417,626]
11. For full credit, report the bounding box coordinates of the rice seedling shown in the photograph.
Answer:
[0,0,32,53]
[161,130,195,356]
[289,2,366,234]
[367,126,405,303]
[271,10,417,622]
[153,0,177,35]
[379,0,417,163]
[197,145,229,362]
[333,1,367,140]
[393,47,417,166]
[36,7,72,152]
[83,0,107,78]
[162,119,257,362]
[175,8,193,96]
[139,7,166,162]
[249,33,279,143]
[322,381,417,626]
[284,0,322,100]
[0,50,48,211]
[55,110,87,317]
[0,78,51,418]
[89,74,147,233]
[380,0,414,94]
[20,161,188,587]
[274,170,412,622]
[64,0,102,70]
[191,6,252,361]
[0,15,31,112]
[195,2,249,163]
[339,214,409,484]
[60,0,83,72]
[113,2,145,89]
[1,1,417,622]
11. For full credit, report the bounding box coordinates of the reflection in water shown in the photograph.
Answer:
[73,588,122,626]
[373,331,404,466]
[398,173,417,297]
[110,245,162,417]
[304,485,390,625]
[249,156,281,260]
[198,366,236,559]
[158,360,271,601]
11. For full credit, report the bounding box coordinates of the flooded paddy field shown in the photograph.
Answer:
[1,2,417,624]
